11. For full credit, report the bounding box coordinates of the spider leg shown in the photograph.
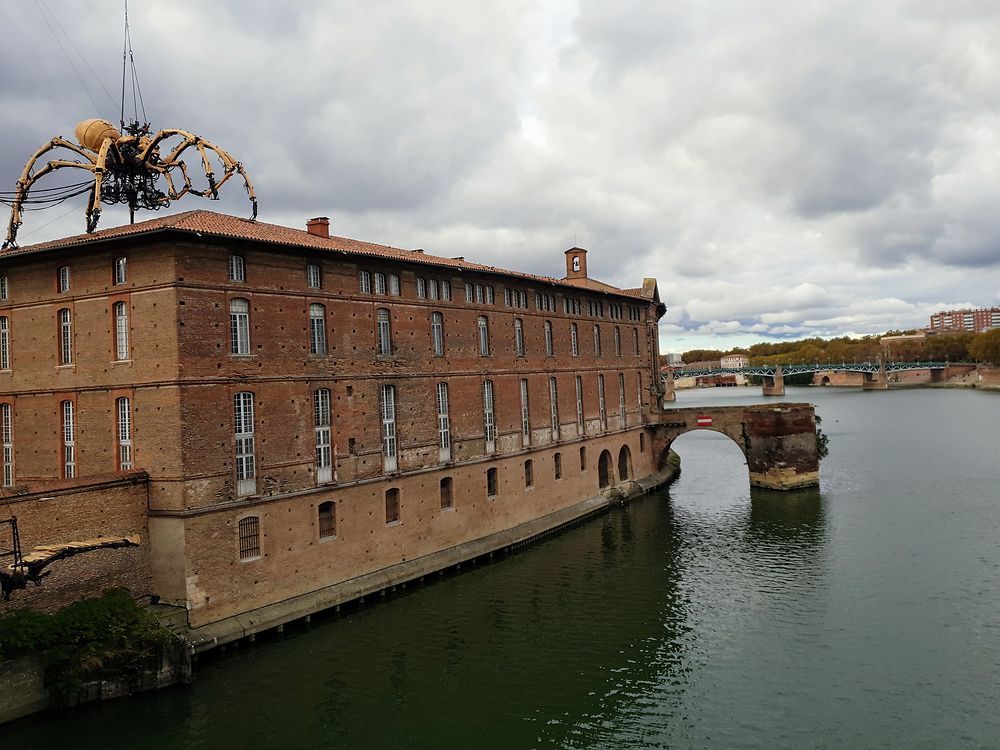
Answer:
[3,139,98,247]
[85,137,118,233]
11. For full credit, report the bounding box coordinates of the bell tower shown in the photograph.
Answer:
[564,247,588,280]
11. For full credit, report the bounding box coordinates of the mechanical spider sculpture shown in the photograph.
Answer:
[2,118,257,248]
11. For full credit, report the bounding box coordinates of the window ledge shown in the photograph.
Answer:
[239,555,262,563]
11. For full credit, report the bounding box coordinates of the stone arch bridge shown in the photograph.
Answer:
[650,403,820,490]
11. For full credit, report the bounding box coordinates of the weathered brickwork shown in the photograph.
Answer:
[0,211,665,624]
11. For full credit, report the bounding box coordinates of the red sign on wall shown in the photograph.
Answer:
[696,415,713,427]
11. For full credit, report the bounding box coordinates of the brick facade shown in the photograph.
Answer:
[0,211,665,625]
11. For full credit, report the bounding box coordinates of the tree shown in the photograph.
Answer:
[969,329,1000,364]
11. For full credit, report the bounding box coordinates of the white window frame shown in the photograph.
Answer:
[388,274,400,296]
[441,281,451,301]
[360,270,372,293]
[416,278,426,298]
[114,257,127,285]
[614,327,622,356]
[475,284,484,303]
[465,283,473,302]
[483,380,496,453]
[545,321,554,356]
[520,378,530,447]
[514,318,525,357]
[619,372,626,425]
[486,286,495,304]
[374,272,386,295]
[228,255,245,282]
[381,384,398,472]
[309,303,327,355]
[377,308,392,356]
[230,298,250,355]
[0,317,8,370]
[114,301,129,360]
[307,263,321,289]
[314,388,332,483]
[549,376,560,440]
[575,375,585,433]
[636,371,644,414]
[571,323,579,356]
[117,396,132,470]
[633,327,640,355]
[429,279,439,300]
[598,374,607,430]
[1,402,13,487]
[437,382,451,461]
[431,311,445,356]
[58,308,73,365]
[477,316,490,356]
[594,324,602,356]
[0,275,7,301]
[234,392,256,496]
[58,266,71,293]
[62,399,75,478]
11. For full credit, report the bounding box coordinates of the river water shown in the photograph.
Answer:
[5,387,999,748]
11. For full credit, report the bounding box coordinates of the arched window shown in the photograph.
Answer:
[114,301,129,360]
[429,279,439,300]
[233,392,256,496]
[314,388,332,483]
[376,308,392,355]
[514,318,525,356]
[632,327,640,355]
[477,316,490,356]
[598,373,607,429]
[0,317,8,370]
[482,380,496,452]
[228,255,245,282]
[549,377,560,439]
[575,375,584,433]
[388,274,400,296]
[545,321,554,356]
[318,501,336,539]
[374,272,386,295]
[593,324,602,356]
[431,312,445,356]
[113,257,127,285]
[230,298,250,355]
[61,399,75,478]
[437,382,451,461]
[58,266,71,292]
[570,323,579,356]
[614,327,622,356]
[416,278,427,298]
[520,378,530,446]
[307,264,321,288]
[572,256,581,272]
[381,385,397,472]
[465,283,474,302]
[309,303,327,355]
[441,281,451,300]
[58,308,73,365]
[117,396,132,470]
[359,270,372,293]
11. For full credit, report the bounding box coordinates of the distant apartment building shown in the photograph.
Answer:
[929,307,1000,333]
[665,352,684,366]
[720,353,749,369]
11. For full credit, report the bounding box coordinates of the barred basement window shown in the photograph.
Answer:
[314,388,332,483]
[61,399,75,478]
[318,501,336,539]
[385,488,400,524]
[514,318,525,356]
[1,403,13,487]
[238,516,260,560]
[58,265,71,292]
[486,467,498,498]
[114,301,129,360]
[554,452,562,480]
[377,308,393,355]
[307,263,322,288]
[0,317,8,369]
[483,380,496,453]
[431,312,445,356]
[570,323,579,356]
[360,270,372,293]
[117,396,132,471]
[520,378,531,447]
[544,321,554,356]
[437,382,451,461]
[549,377,560,439]
[230,298,250,355]
[228,255,245,282]
[113,257,127,285]
[575,375,584,433]
[440,476,453,510]
[524,459,533,488]
[309,303,327,355]
[381,385,398,472]
[477,316,490,356]
[234,392,256,496]
[58,308,73,365]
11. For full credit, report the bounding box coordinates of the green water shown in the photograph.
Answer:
[5,388,999,748]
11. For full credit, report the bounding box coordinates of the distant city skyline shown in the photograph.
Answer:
[2,1,998,352]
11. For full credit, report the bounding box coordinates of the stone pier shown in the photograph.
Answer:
[863,359,888,390]
[762,364,785,396]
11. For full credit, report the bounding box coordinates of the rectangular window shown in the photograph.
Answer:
[385,488,400,524]
[377,308,392,355]
[614,327,622,356]
[429,279,440,300]
[575,375,584,433]
[314,388,332,483]
[0,275,7,301]
[440,477,454,510]
[514,318,525,356]
[307,263,321,288]
[318,501,336,539]
[234,392,256,496]
[114,257,127,285]
[486,286,495,304]
[417,278,427,298]
[0,317,8,370]
[632,327,640,355]
[465,283,473,302]
[520,378,531,446]
[619,372,627,425]
[441,281,451,301]
[554,452,562,480]
[1,403,13,487]
[114,302,129,360]
[483,380,496,453]
[571,323,579,356]
[594,324,602,356]
[580,446,587,471]
[504,288,512,307]
[437,382,451,461]
[228,255,245,282]
[381,385,398,472]
[524,459,533,488]
[598,374,607,429]
[637,372,644,414]
[62,399,75,478]
[375,272,386,295]
[477,316,490,356]
[58,308,72,365]
[487,467,498,498]
[475,284,484,303]
[310,303,327,355]
[58,266,71,292]
[230,299,250,355]
[238,516,260,560]
[545,321,554,356]
[389,274,400,296]
[549,377,560,440]
[117,396,132,471]
[360,270,372,293]
[431,312,445,356]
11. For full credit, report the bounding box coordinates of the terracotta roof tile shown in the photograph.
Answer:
[3,210,643,298]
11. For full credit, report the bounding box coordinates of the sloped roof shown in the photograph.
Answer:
[3,210,647,300]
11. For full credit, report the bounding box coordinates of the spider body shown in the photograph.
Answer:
[3,118,257,247]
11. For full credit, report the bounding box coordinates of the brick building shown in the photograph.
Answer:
[0,211,665,630]
[929,307,1000,333]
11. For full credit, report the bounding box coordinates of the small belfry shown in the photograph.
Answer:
[0,2,257,248]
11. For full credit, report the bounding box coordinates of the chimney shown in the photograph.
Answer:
[565,247,588,279]
[306,217,330,238]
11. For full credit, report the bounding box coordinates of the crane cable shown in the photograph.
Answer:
[120,0,148,128]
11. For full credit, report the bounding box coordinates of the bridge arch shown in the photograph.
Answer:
[598,450,614,489]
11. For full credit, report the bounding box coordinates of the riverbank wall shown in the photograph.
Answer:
[185,453,681,654]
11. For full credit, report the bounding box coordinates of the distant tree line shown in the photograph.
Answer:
[664,328,1000,368]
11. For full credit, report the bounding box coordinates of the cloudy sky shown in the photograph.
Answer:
[2,1,999,352]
